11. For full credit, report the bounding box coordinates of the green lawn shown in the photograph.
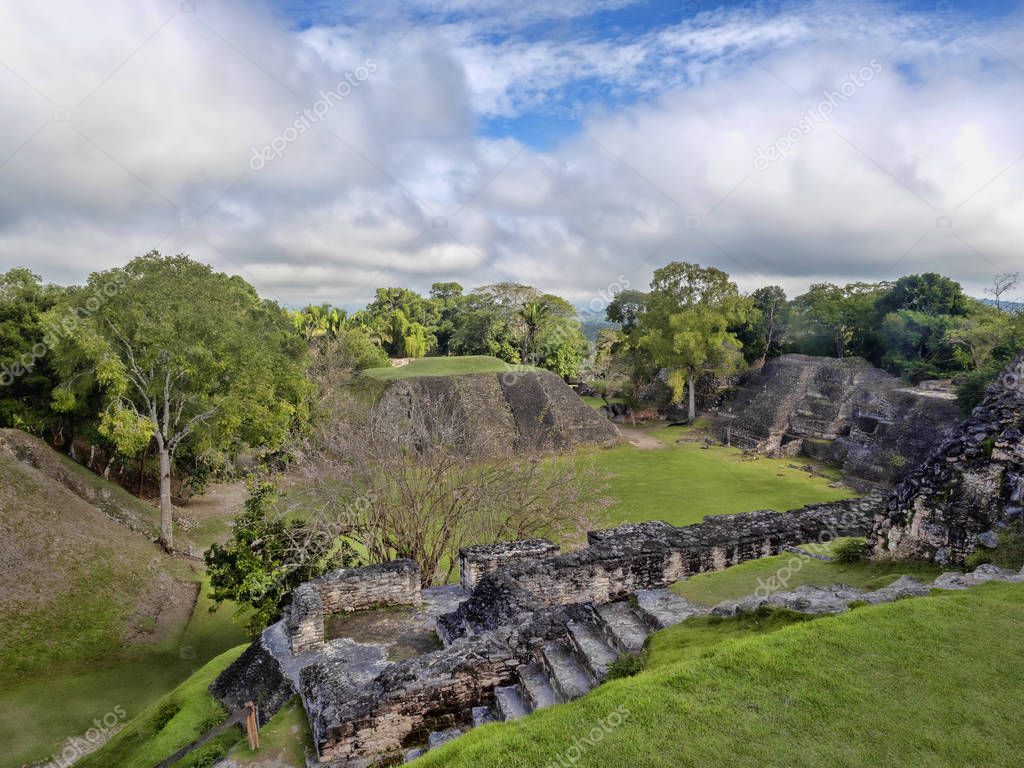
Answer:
[671,539,945,606]
[362,355,539,382]
[585,424,853,528]
[74,645,250,768]
[0,578,249,768]
[416,582,1024,767]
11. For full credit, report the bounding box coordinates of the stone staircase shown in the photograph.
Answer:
[402,590,701,762]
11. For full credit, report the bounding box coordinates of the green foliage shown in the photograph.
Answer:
[51,253,311,480]
[968,524,1024,571]
[832,538,870,564]
[605,649,649,680]
[732,285,790,364]
[205,480,357,636]
[633,262,751,413]
[0,269,69,437]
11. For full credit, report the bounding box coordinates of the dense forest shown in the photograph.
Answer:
[1,253,1021,545]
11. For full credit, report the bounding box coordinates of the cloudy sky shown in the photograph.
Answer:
[0,0,1022,309]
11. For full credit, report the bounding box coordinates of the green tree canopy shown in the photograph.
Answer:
[50,252,310,550]
[635,262,751,420]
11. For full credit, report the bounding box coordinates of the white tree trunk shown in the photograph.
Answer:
[158,444,174,551]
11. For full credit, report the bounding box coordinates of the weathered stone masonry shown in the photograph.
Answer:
[216,493,883,765]
[288,559,421,654]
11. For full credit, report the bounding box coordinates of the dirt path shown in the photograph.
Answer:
[619,427,666,450]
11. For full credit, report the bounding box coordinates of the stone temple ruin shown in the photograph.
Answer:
[209,352,1024,765]
[718,354,961,488]
[211,495,880,766]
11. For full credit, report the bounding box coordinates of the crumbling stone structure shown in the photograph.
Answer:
[459,538,560,591]
[213,494,881,766]
[871,353,1024,564]
[717,354,961,488]
[373,371,621,457]
[288,559,422,654]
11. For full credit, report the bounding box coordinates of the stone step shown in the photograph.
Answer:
[471,705,496,728]
[634,589,702,630]
[518,662,560,710]
[595,601,649,654]
[428,728,463,750]
[540,641,593,701]
[566,619,619,683]
[493,684,530,721]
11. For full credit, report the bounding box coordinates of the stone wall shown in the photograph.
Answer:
[717,355,960,488]
[216,493,883,765]
[373,371,621,458]
[870,353,1024,564]
[459,538,560,591]
[287,559,422,655]
[439,495,882,641]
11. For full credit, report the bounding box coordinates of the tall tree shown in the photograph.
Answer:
[50,253,309,550]
[636,262,751,421]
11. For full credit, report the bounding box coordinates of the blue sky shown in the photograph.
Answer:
[1,0,1023,307]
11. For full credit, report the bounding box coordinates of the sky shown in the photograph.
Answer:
[0,0,1022,310]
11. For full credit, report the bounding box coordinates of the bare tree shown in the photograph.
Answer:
[986,272,1020,311]
[300,386,610,586]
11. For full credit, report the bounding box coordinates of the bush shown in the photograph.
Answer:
[605,650,648,680]
[833,539,869,564]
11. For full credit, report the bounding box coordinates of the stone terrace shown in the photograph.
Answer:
[213,494,883,766]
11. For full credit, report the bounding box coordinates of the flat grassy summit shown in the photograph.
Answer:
[362,355,539,382]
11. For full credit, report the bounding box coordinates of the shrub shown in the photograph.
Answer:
[833,539,869,564]
[605,650,648,680]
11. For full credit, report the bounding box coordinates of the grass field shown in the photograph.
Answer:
[671,538,945,605]
[416,581,1024,767]
[0,577,249,768]
[584,423,853,528]
[361,355,539,382]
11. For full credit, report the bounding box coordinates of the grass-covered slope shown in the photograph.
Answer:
[362,355,538,381]
[74,645,249,768]
[0,443,182,681]
[0,432,249,768]
[417,582,1024,767]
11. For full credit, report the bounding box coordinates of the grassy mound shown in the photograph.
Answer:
[0,432,250,768]
[416,582,1024,767]
[362,355,538,381]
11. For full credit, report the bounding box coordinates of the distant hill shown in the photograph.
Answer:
[978,297,1024,313]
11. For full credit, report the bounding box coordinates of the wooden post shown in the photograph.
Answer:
[245,701,260,751]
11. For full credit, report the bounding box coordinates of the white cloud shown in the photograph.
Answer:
[0,0,1022,308]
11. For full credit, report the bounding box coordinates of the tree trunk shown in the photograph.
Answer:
[687,368,696,423]
[158,445,174,551]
